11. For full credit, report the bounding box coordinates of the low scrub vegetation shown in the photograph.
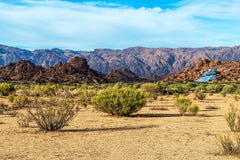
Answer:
[194,90,206,100]
[13,95,28,110]
[187,104,199,116]
[27,97,79,131]
[141,83,160,100]
[17,113,31,127]
[92,87,146,116]
[225,103,240,132]
[174,97,199,116]
[217,134,240,155]
[0,83,15,96]
[174,97,191,116]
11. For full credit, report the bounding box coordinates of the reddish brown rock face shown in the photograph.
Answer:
[162,59,240,82]
[0,57,144,83]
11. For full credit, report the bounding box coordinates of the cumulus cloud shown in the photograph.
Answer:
[0,0,240,50]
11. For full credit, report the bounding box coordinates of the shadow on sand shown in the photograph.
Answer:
[132,113,222,118]
[132,113,180,118]
[60,125,158,133]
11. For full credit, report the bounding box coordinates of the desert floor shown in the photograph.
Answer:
[0,94,240,160]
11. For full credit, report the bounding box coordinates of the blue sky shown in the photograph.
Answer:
[0,0,240,51]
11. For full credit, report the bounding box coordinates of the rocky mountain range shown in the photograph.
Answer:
[0,56,143,83]
[1,44,240,77]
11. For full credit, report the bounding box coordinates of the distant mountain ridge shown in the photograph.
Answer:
[1,44,240,77]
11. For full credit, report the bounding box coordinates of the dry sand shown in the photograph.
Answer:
[0,94,239,160]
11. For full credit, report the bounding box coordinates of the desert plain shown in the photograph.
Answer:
[0,93,239,160]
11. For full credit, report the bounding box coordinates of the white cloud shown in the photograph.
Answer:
[0,0,240,50]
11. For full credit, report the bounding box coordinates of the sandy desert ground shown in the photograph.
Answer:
[0,94,240,160]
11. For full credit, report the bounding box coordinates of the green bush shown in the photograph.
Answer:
[223,84,237,94]
[220,91,227,97]
[206,84,223,93]
[33,84,59,96]
[92,87,146,116]
[195,84,207,93]
[13,95,28,109]
[187,104,199,116]
[141,83,160,100]
[28,98,79,131]
[233,95,240,101]
[157,82,167,95]
[8,94,14,102]
[77,88,97,107]
[225,104,240,132]
[0,83,15,96]
[174,97,192,116]
[194,90,206,100]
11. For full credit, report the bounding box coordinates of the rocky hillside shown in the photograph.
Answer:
[0,57,143,83]
[162,59,240,82]
[0,60,44,81]
[105,68,144,83]
[1,44,240,77]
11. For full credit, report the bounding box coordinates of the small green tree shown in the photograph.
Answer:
[92,87,146,116]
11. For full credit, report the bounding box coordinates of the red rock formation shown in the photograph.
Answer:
[162,59,240,82]
[0,57,144,83]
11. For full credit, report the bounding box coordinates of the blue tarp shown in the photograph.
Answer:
[196,75,216,82]
[195,68,217,82]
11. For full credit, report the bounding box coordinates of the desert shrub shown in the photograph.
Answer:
[17,113,31,127]
[195,84,207,93]
[187,104,199,116]
[174,97,192,116]
[0,83,15,96]
[186,82,197,88]
[133,82,144,89]
[63,89,74,98]
[77,88,97,107]
[206,84,223,93]
[217,134,240,155]
[194,90,206,100]
[33,84,59,96]
[141,83,160,100]
[0,102,8,114]
[225,104,240,132]
[92,87,146,116]
[28,98,79,131]
[157,82,167,95]
[114,82,125,89]
[8,94,14,102]
[220,91,227,97]
[223,84,237,94]
[16,84,31,96]
[13,95,28,109]
[233,95,240,101]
